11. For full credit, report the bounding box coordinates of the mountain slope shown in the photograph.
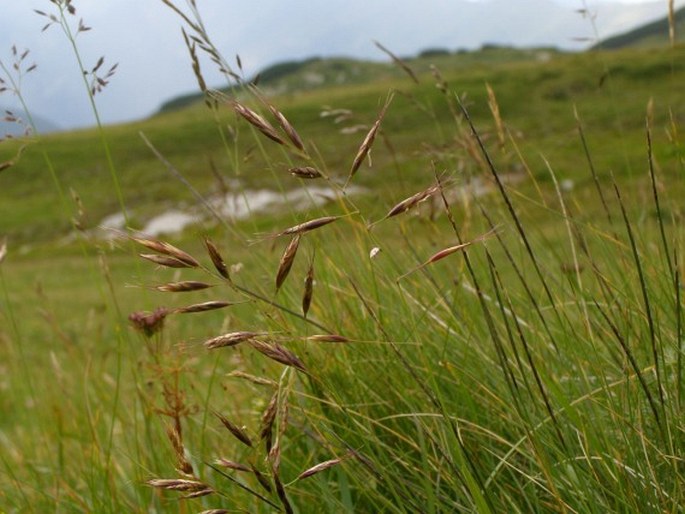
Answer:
[593,6,685,49]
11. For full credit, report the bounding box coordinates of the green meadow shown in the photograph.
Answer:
[1,4,684,513]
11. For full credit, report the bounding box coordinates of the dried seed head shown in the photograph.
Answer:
[204,331,262,349]
[347,94,393,186]
[214,411,253,447]
[128,307,169,337]
[145,478,209,492]
[306,334,350,343]
[166,425,193,476]
[259,213,352,241]
[154,281,213,293]
[302,258,315,317]
[175,301,242,314]
[276,235,301,291]
[215,458,251,472]
[249,340,306,372]
[198,510,231,514]
[181,488,214,499]
[132,237,200,267]
[297,458,343,481]
[0,239,7,264]
[397,226,498,281]
[260,391,279,450]
[268,104,306,152]
[204,238,230,280]
[139,253,194,269]
[227,370,278,387]
[289,166,322,179]
[232,101,285,145]
[250,465,273,493]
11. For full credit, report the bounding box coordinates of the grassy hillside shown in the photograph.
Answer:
[158,46,562,114]
[593,5,685,49]
[1,18,685,513]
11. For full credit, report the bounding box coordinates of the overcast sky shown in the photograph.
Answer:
[0,0,681,130]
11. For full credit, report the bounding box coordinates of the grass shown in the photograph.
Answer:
[1,1,685,512]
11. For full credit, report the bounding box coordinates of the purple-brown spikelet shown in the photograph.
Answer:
[258,213,352,241]
[250,465,272,493]
[145,478,209,492]
[128,307,169,337]
[215,458,251,472]
[232,101,286,145]
[132,237,200,267]
[302,257,315,317]
[276,235,301,291]
[139,253,194,269]
[249,340,307,372]
[214,411,253,447]
[154,281,213,293]
[370,183,440,228]
[175,300,244,314]
[268,103,306,153]
[204,238,230,280]
[204,331,262,349]
[297,458,343,480]
[289,166,322,179]
[397,226,499,281]
[306,334,350,343]
[346,93,394,187]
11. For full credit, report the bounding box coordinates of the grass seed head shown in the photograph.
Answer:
[133,237,200,267]
[276,235,301,291]
[145,478,209,492]
[215,458,251,472]
[297,458,343,480]
[249,340,306,372]
[204,238,230,280]
[289,166,322,179]
[175,300,242,314]
[204,331,262,349]
[214,411,253,447]
[154,280,213,293]
[232,101,286,145]
[302,258,315,317]
[268,103,306,152]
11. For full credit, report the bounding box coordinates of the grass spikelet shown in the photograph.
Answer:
[260,392,278,452]
[204,331,263,349]
[268,103,306,153]
[273,470,293,514]
[397,226,499,281]
[486,83,505,149]
[198,510,231,514]
[132,237,200,267]
[204,238,230,280]
[145,478,209,492]
[296,457,343,480]
[227,370,278,387]
[166,425,194,475]
[0,144,26,174]
[0,238,6,264]
[139,253,195,269]
[249,340,306,372]
[373,40,419,84]
[175,300,243,314]
[257,213,353,241]
[215,458,251,472]
[213,411,253,447]
[306,334,350,343]
[250,465,272,493]
[302,255,315,317]
[154,280,213,293]
[369,183,440,228]
[232,101,286,145]
[289,166,322,179]
[346,93,394,187]
[276,235,301,291]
